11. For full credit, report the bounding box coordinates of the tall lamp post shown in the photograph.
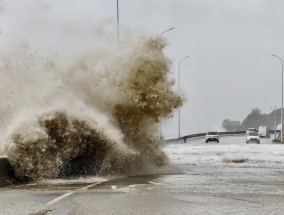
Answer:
[178,55,190,138]
[271,54,283,142]
[159,27,175,138]
[271,105,277,139]
[161,27,175,36]
[117,0,119,39]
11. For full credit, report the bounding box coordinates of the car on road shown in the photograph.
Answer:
[258,126,270,138]
[246,128,258,135]
[206,131,219,143]
[246,132,260,144]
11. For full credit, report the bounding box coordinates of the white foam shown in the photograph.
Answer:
[39,176,107,185]
[165,142,284,168]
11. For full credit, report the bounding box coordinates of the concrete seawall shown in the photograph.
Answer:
[0,157,14,188]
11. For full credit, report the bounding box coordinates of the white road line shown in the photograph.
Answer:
[46,182,101,206]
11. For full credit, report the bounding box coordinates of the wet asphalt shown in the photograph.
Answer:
[0,135,284,215]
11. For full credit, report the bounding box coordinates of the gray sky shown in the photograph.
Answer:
[5,0,284,138]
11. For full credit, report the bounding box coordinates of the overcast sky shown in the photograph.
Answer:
[5,0,284,138]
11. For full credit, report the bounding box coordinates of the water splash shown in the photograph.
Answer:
[0,2,184,180]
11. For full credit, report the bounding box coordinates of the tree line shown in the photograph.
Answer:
[222,107,283,131]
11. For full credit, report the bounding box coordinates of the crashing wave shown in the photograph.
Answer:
[0,3,184,180]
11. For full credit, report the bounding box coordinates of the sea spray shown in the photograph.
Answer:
[5,108,137,180]
[0,2,184,180]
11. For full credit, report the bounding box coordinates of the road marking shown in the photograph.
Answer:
[46,182,101,206]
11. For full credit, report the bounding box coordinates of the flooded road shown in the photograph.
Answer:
[1,135,284,215]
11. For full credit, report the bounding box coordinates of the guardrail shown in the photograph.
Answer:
[164,131,246,144]
[164,130,281,144]
[270,130,281,133]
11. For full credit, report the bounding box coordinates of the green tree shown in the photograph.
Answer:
[241,107,263,130]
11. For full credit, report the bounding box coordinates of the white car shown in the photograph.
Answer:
[246,132,260,144]
[206,131,219,143]
[246,128,258,135]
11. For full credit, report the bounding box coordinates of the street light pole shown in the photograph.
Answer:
[178,55,190,138]
[271,105,277,139]
[159,28,175,138]
[271,54,283,142]
[117,0,119,39]
[161,27,175,36]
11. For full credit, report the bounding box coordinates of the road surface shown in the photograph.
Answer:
[1,135,284,215]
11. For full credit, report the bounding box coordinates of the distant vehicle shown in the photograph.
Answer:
[206,131,219,143]
[258,126,270,138]
[246,128,258,135]
[246,132,260,144]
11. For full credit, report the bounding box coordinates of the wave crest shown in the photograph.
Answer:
[6,109,137,180]
[0,8,184,180]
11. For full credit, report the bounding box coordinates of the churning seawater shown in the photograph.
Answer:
[0,2,184,181]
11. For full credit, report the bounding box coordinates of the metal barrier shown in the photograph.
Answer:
[164,130,281,144]
[270,130,280,133]
[164,131,246,144]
